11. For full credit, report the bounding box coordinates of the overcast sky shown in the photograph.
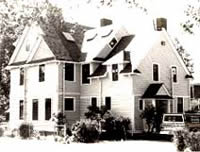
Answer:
[48,0,200,82]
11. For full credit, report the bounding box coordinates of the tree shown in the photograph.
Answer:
[0,0,64,119]
[182,0,200,34]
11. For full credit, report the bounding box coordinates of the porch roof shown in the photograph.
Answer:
[142,83,172,99]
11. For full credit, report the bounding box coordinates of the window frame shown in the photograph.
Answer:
[64,97,75,112]
[112,64,119,81]
[65,63,75,82]
[39,64,45,82]
[171,66,178,83]
[81,64,91,85]
[153,63,160,81]
[109,37,117,48]
[105,97,111,110]
[32,99,39,121]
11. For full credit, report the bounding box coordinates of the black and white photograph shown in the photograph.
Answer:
[0,0,200,151]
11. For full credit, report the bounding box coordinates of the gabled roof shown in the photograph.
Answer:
[104,35,134,61]
[38,22,91,62]
[8,21,92,67]
[142,83,172,99]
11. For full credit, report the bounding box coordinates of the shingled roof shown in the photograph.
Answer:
[38,21,92,62]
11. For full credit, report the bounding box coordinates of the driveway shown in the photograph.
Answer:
[0,137,177,152]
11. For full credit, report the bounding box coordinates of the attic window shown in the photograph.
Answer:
[63,32,75,42]
[109,38,117,48]
[87,33,97,41]
[161,41,165,46]
[101,29,113,38]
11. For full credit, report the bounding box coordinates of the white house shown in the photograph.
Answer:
[7,18,193,132]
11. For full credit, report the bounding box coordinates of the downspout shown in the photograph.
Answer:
[131,74,135,134]
[171,68,174,113]
[24,67,28,122]
[62,63,65,113]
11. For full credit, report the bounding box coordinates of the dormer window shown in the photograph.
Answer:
[109,38,117,48]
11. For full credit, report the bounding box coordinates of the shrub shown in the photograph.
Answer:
[19,123,33,139]
[0,127,4,137]
[174,130,200,151]
[101,112,131,140]
[140,105,164,133]
[71,119,100,143]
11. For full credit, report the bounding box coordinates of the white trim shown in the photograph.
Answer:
[152,62,160,82]
[59,92,80,96]
[26,36,43,63]
[64,63,76,83]
[162,29,190,75]
[9,26,31,65]
[63,97,76,112]
[161,83,171,97]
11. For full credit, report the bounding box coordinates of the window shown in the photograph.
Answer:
[32,99,38,120]
[65,63,74,81]
[19,100,24,120]
[39,64,45,82]
[109,38,117,48]
[139,100,143,111]
[177,97,183,113]
[112,64,118,81]
[105,97,111,110]
[91,97,97,107]
[82,64,90,84]
[19,68,24,85]
[153,64,159,81]
[161,41,165,46]
[172,66,177,83]
[45,98,51,120]
[64,98,74,111]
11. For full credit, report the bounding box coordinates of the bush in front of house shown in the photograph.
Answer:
[140,104,164,133]
[84,106,131,141]
[101,111,131,140]
[174,129,200,151]
[0,127,4,137]
[70,119,100,143]
[19,123,34,139]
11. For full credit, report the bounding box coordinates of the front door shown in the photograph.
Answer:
[156,100,168,113]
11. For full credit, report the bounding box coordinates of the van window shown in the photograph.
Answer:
[164,115,183,122]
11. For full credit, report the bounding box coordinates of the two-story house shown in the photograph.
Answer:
[7,18,192,132]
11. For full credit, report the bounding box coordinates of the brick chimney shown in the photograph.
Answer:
[100,18,113,27]
[154,18,167,31]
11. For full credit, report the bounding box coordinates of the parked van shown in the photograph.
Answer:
[161,113,200,135]
[160,113,185,135]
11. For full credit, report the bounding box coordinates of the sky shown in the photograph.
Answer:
[48,0,200,82]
